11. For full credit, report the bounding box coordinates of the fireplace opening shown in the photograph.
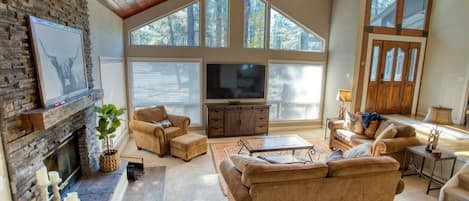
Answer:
[43,134,81,196]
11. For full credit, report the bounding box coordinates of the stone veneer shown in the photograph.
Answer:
[0,0,99,200]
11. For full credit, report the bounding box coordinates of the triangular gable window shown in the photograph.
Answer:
[131,2,200,46]
[269,8,324,52]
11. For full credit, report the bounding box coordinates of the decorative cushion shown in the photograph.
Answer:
[343,143,372,159]
[375,123,398,141]
[363,120,380,138]
[344,111,364,134]
[459,173,469,190]
[152,119,173,128]
[230,154,268,172]
[134,106,168,122]
[375,121,392,138]
[327,150,344,162]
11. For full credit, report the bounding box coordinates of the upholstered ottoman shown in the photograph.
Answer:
[170,133,208,162]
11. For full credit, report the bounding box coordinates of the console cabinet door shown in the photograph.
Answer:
[224,108,240,136]
[239,108,256,135]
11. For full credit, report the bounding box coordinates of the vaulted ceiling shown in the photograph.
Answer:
[98,0,167,18]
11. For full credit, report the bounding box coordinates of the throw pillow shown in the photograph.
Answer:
[344,111,364,134]
[363,120,380,138]
[375,121,393,138]
[151,119,173,128]
[375,123,398,141]
[326,150,344,162]
[343,144,372,159]
[230,154,268,172]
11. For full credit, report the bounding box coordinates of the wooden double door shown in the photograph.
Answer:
[366,40,421,114]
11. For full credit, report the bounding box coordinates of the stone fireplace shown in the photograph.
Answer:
[0,0,101,200]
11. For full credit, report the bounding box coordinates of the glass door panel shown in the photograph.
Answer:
[394,48,405,81]
[408,48,418,81]
[383,48,395,81]
[370,45,381,81]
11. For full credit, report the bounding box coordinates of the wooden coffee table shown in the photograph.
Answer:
[237,134,317,161]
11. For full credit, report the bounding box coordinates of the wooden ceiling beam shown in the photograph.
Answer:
[98,0,167,19]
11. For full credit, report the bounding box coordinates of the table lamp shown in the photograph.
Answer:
[336,89,352,120]
[423,106,453,152]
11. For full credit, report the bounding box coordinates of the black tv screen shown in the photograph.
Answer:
[206,64,265,99]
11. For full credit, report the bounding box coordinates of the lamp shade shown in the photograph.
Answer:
[423,106,453,125]
[336,89,352,102]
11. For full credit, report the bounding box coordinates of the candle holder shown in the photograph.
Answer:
[49,172,62,201]
[38,183,50,201]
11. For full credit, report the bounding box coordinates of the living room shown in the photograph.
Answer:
[0,0,468,201]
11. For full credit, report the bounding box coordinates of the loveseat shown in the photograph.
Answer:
[328,118,421,167]
[129,106,190,156]
[220,156,405,201]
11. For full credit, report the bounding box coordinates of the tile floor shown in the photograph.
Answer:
[121,128,440,201]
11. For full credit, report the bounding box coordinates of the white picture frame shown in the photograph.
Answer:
[28,16,88,107]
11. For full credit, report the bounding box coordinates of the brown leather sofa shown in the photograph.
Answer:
[129,106,190,156]
[329,120,421,167]
[220,156,405,201]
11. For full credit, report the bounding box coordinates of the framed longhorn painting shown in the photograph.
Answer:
[28,16,88,108]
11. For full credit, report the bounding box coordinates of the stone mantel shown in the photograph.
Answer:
[20,89,104,132]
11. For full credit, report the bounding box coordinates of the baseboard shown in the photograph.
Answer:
[116,133,130,154]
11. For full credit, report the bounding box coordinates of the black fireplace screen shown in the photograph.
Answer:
[43,135,81,192]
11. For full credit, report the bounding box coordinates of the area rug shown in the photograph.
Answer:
[124,166,166,201]
[209,138,332,195]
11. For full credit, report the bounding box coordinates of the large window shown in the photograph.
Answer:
[130,60,202,125]
[130,2,200,46]
[370,0,397,27]
[267,62,324,121]
[270,8,324,52]
[402,0,428,30]
[244,0,266,48]
[205,0,229,48]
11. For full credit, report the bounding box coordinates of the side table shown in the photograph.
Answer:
[324,117,339,140]
[401,145,457,194]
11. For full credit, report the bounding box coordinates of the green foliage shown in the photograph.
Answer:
[131,2,200,46]
[95,104,126,153]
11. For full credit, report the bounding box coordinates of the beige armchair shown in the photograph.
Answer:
[129,106,190,156]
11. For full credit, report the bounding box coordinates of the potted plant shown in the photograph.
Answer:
[95,104,126,172]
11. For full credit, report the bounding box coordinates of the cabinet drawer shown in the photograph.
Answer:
[255,117,268,126]
[255,125,268,134]
[209,110,224,119]
[255,109,268,117]
[208,128,224,136]
[208,119,224,128]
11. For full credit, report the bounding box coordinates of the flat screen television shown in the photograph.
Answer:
[206,64,266,99]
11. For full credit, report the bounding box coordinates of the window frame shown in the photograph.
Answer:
[268,6,326,53]
[128,1,202,47]
[242,0,268,49]
[266,60,326,125]
[365,0,433,37]
[127,57,204,127]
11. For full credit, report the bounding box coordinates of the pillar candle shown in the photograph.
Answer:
[48,171,61,183]
[35,166,49,186]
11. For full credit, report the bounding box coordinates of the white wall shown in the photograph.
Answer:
[88,0,125,89]
[88,0,128,150]
[418,0,469,124]
[323,0,363,121]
